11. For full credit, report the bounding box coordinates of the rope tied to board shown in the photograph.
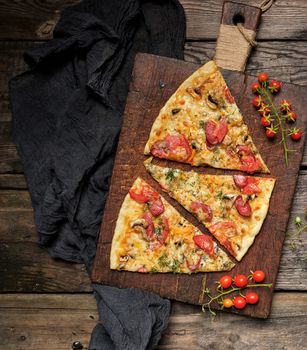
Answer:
[214,0,275,72]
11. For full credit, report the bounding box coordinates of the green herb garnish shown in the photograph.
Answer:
[157,253,169,267]
[199,120,205,129]
[166,169,176,182]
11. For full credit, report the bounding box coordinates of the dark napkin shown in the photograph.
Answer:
[9,0,185,349]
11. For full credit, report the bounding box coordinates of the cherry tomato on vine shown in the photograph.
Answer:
[280,99,292,113]
[252,96,262,108]
[223,298,233,308]
[245,292,259,305]
[234,274,248,288]
[261,116,271,127]
[258,104,271,117]
[219,275,233,289]
[289,128,302,141]
[286,111,297,123]
[258,72,268,84]
[252,82,260,94]
[233,296,246,309]
[269,80,281,93]
[252,270,265,282]
[266,127,277,139]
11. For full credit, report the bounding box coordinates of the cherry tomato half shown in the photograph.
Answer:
[252,82,260,94]
[245,292,259,305]
[258,72,268,84]
[253,270,265,282]
[234,274,248,288]
[233,296,246,309]
[219,275,233,289]
[223,298,233,308]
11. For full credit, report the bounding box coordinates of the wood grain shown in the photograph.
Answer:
[1,0,307,40]
[92,53,307,318]
[0,293,306,350]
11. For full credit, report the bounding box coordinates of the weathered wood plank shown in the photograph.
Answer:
[0,293,306,350]
[0,174,27,189]
[1,0,307,40]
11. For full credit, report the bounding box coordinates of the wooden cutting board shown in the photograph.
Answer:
[92,53,307,318]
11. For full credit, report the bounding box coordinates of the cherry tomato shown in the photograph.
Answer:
[252,270,265,282]
[261,116,270,127]
[245,292,259,305]
[265,127,277,139]
[290,129,302,141]
[286,111,297,123]
[233,296,246,309]
[252,96,262,108]
[269,80,281,93]
[223,298,233,308]
[234,274,248,288]
[280,99,292,113]
[258,72,268,84]
[219,275,233,289]
[251,82,260,94]
[129,184,159,203]
[258,104,271,117]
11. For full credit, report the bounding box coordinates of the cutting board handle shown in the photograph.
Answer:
[214,1,262,72]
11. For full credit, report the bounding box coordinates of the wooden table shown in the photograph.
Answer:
[0,1,306,349]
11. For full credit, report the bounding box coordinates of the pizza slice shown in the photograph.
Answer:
[144,158,275,261]
[110,177,235,273]
[144,60,269,173]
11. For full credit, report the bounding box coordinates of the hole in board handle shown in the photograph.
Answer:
[232,13,245,25]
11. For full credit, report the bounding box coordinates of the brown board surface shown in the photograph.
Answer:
[92,53,307,318]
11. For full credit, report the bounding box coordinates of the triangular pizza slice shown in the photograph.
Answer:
[144,60,269,173]
[110,177,235,273]
[144,159,275,261]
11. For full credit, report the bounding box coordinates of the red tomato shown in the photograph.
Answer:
[150,134,192,162]
[237,145,260,173]
[224,86,234,103]
[242,178,261,195]
[233,174,248,188]
[219,275,233,289]
[286,111,297,123]
[280,100,292,113]
[205,118,228,146]
[208,221,237,257]
[233,296,246,309]
[258,72,268,84]
[245,292,259,304]
[235,196,252,217]
[193,234,215,259]
[251,82,260,94]
[269,80,281,93]
[234,274,248,288]
[223,298,233,308]
[261,116,271,127]
[159,217,169,242]
[253,270,265,282]
[258,104,271,117]
[149,198,164,217]
[265,127,277,139]
[138,266,147,273]
[191,201,213,222]
[252,96,262,108]
[129,184,159,203]
[290,129,302,141]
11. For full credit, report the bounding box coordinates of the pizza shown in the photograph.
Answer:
[110,177,235,273]
[144,158,276,261]
[144,60,269,173]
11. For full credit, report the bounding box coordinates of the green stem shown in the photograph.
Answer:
[260,87,289,165]
[297,224,307,235]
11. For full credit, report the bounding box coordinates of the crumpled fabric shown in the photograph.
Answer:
[9,0,185,349]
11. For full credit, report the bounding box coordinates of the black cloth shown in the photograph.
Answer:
[9,0,186,349]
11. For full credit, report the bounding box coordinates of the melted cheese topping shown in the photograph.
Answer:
[110,177,235,273]
[144,160,276,261]
[144,60,269,173]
